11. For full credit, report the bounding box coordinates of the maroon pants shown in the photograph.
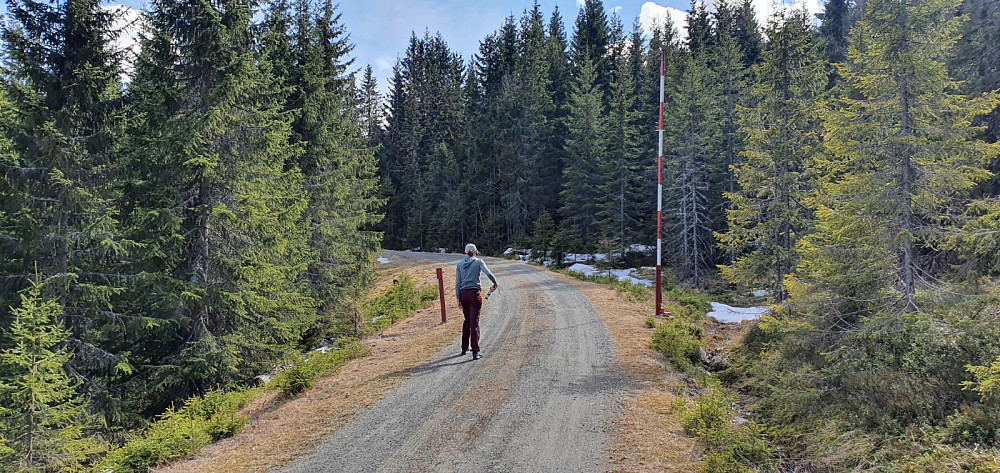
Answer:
[459,288,483,352]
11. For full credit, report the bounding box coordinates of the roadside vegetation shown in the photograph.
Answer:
[1,275,432,472]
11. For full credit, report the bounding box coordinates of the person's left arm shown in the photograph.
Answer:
[480,259,498,288]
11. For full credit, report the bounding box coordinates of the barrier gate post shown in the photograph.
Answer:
[436,268,446,323]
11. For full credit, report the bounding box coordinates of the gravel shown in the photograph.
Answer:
[278,252,625,473]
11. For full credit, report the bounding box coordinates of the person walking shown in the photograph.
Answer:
[456,243,498,360]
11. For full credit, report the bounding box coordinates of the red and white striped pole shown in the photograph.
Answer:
[655,49,665,316]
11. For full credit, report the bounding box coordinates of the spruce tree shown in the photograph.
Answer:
[1,0,136,424]
[560,59,607,248]
[804,0,1000,318]
[124,0,316,399]
[719,8,826,301]
[280,0,384,336]
[686,1,714,55]
[570,0,612,90]
[357,65,386,144]
[0,280,96,472]
[598,55,643,258]
[712,30,750,263]
[667,56,721,286]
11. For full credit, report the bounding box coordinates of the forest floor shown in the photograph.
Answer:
[156,252,704,472]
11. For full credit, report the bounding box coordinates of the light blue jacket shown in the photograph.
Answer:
[455,257,497,299]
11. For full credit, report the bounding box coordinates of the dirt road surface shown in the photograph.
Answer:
[278,251,626,472]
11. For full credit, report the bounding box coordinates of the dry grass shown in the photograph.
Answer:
[548,271,703,473]
[156,259,460,473]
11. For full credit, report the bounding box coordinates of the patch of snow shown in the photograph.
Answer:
[566,263,654,287]
[377,257,391,264]
[751,289,768,297]
[313,346,330,353]
[437,247,447,253]
[627,244,656,253]
[707,302,770,324]
[504,247,516,255]
[567,263,599,276]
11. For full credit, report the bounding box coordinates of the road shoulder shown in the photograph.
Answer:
[155,258,458,473]
[548,270,703,472]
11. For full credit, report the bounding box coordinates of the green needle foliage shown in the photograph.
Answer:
[805,0,1000,318]
[0,279,97,473]
[719,8,826,302]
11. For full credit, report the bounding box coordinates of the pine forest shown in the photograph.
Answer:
[1,0,1000,470]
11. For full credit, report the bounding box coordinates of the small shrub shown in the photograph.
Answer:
[676,385,774,473]
[665,287,711,321]
[95,387,263,471]
[271,339,369,396]
[651,318,703,372]
[277,362,316,395]
[644,317,656,328]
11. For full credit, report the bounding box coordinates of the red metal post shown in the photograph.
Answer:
[436,268,447,323]
[656,49,666,316]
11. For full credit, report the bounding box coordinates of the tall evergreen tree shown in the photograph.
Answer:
[357,65,386,144]
[1,0,135,423]
[819,0,852,65]
[285,0,383,336]
[667,57,721,286]
[570,0,612,91]
[712,30,751,263]
[124,0,316,403]
[804,0,1000,318]
[686,0,714,55]
[734,0,764,66]
[598,53,643,258]
[560,59,607,248]
[719,8,826,301]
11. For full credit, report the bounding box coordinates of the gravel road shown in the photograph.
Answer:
[278,251,624,473]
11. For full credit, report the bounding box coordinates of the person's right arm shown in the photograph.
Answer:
[455,265,461,301]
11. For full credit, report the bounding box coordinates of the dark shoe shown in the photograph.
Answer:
[460,350,467,356]
[472,352,482,360]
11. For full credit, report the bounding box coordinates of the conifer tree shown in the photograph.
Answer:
[719,8,825,301]
[0,280,96,472]
[734,0,763,66]
[1,0,136,423]
[358,65,386,144]
[712,30,750,262]
[667,57,721,286]
[282,0,384,336]
[125,0,316,398]
[570,0,612,90]
[819,0,851,65]
[560,59,607,248]
[804,0,1000,318]
[686,1,714,55]
[599,55,643,258]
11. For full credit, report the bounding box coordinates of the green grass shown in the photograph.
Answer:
[361,274,438,336]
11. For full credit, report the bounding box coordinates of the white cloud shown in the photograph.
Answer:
[577,0,586,7]
[614,6,623,13]
[639,0,820,42]
[374,57,394,74]
[743,0,821,25]
[639,2,688,39]
[105,4,143,80]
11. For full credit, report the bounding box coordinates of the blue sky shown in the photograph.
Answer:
[5,0,823,91]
